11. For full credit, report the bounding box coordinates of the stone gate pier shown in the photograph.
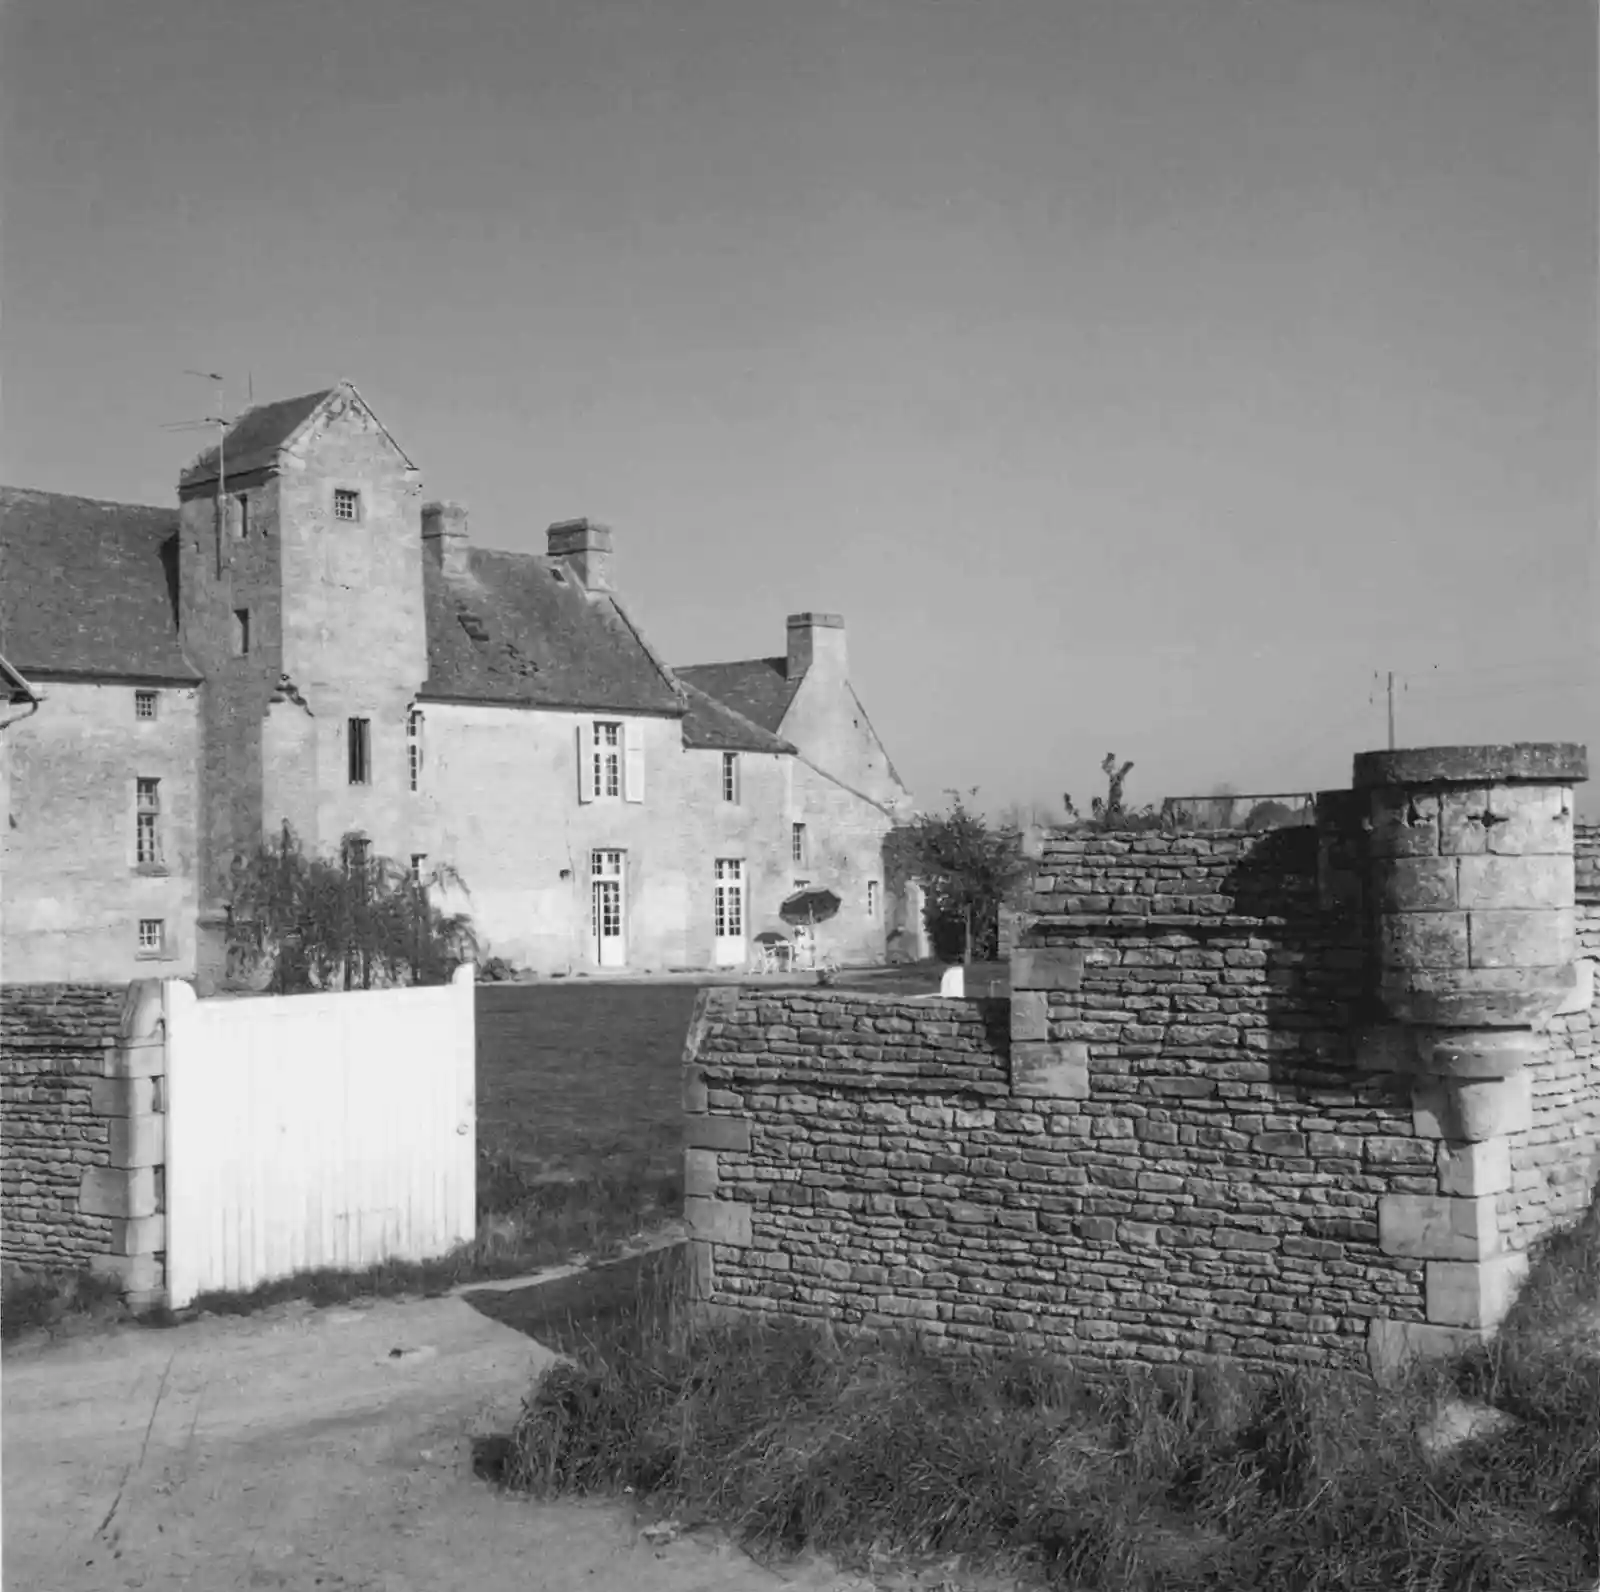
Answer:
[1357,743,1591,1373]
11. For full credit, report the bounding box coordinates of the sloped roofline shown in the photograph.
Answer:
[606,591,689,713]
[181,379,418,488]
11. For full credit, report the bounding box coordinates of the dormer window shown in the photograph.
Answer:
[333,488,360,522]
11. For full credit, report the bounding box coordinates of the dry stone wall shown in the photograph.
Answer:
[685,776,1600,1381]
[1,981,168,1302]
[1,986,123,1272]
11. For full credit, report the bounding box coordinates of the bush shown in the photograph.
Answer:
[497,1192,1600,1590]
[2,1265,128,1341]
[224,822,480,992]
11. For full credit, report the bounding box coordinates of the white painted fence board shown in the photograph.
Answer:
[164,966,476,1309]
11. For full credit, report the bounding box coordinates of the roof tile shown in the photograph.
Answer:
[179,389,332,488]
[680,680,795,753]
[421,548,683,714]
[0,487,197,681]
[673,657,796,735]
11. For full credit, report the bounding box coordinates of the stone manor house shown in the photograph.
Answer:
[0,382,923,987]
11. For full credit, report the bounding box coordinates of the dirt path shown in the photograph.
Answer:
[0,1291,880,1592]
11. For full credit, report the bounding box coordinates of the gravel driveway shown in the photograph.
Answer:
[2,1289,876,1592]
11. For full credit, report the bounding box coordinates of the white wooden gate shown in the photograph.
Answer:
[164,964,476,1309]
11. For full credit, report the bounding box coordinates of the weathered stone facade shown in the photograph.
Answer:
[1,388,913,984]
[2,682,201,981]
[684,747,1598,1380]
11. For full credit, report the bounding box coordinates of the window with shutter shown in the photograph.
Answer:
[623,720,645,802]
[576,722,595,802]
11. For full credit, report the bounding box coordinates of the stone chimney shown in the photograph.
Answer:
[547,519,613,592]
[786,612,846,681]
[421,501,471,578]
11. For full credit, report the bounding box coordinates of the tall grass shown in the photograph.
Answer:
[498,1193,1600,1591]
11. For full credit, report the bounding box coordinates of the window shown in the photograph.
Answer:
[137,919,165,955]
[347,718,371,785]
[333,488,360,522]
[791,823,807,865]
[231,608,251,656]
[714,858,745,940]
[867,880,880,919]
[721,752,739,803]
[135,778,162,866]
[234,493,249,540]
[593,720,621,799]
[407,708,423,792]
[410,853,427,884]
[135,690,158,720]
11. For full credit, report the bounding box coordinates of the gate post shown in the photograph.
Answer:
[1356,744,1589,1379]
[82,978,173,1308]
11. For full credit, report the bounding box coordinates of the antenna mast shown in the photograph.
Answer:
[177,370,228,577]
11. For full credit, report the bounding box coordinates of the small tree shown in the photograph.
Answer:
[225,822,480,993]
[897,789,1027,966]
[1063,754,1173,834]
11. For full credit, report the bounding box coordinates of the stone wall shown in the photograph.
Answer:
[2,986,123,1271]
[0,982,167,1303]
[685,983,1435,1374]
[685,755,1599,1381]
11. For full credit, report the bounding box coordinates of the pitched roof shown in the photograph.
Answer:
[673,657,797,735]
[0,487,198,681]
[680,680,795,753]
[420,547,684,714]
[179,388,333,488]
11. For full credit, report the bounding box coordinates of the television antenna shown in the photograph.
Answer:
[161,371,232,577]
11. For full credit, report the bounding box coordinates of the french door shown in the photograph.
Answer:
[592,850,626,967]
[712,858,745,966]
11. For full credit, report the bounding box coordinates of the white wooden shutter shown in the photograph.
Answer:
[576,722,593,802]
[623,719,645,802]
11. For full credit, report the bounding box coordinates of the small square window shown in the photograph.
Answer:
[232,608,251,656]
[137,918,165,954]
[135,690,158,720]
[333,488,360,522]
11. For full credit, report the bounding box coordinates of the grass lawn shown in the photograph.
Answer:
[474,980,703,1244]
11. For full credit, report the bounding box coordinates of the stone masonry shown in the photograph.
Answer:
[2,981,168,1305]
[684,745,1598,1381]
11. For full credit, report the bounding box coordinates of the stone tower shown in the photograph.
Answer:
[177,383,429,987]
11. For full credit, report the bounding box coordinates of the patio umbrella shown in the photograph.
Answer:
[780,887,841,927]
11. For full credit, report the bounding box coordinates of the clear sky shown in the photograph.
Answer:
[3,0,1595,818]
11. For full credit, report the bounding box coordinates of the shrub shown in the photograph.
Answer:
[224,822,480,992]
